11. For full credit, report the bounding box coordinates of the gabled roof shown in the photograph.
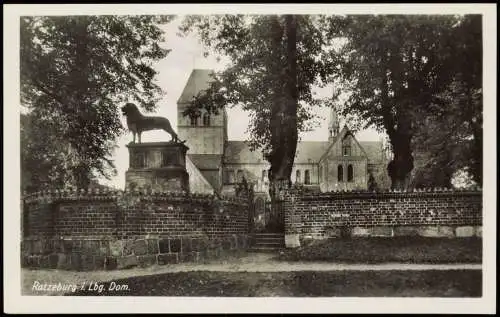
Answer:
[187,154,222,170]
[177,69,215,105]
[224,141,265,164]
[346,130,369,158]
[318,126,382,163]
[222,128,385,166]
[224,140,331,164]
[319,126,350,162]
[294,141,330,163]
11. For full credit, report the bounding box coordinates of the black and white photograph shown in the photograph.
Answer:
[3,3,496,314]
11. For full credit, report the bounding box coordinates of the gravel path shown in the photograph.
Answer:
[22,253,482,296]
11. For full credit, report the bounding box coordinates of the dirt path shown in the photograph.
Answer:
[22,253,482,296]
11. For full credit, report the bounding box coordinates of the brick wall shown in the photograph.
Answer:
[22,190,250,270]
[26,202,54,238]
[54,202,117,238]
[23,190,249,239]
[283,189,482,246]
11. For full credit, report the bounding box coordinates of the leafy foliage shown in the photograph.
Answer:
[326,15,482,189]
[367,172,378,191]
[20,15,172,191]
[21,113,69,191]
[179,15,337,184]
[410,15,482,188]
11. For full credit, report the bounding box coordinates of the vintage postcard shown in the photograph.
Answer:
[3,3,497,314]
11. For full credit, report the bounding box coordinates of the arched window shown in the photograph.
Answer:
[337,165,343,182]
[343,145,351,156]
[347,164,354,182]
[319,165,322,182]
[342,136,352,156]
[304,170,311,185]
[261,170,266,182]
[203,113,210,126]
[236,170,244,183]
[255,197,265,213]
[190,115,198,126]
[295,170,301,184]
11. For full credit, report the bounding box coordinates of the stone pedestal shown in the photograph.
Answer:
[125,142,190,193]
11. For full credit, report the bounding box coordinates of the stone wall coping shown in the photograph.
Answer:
[284,188,482,201]
[22,188,249,205]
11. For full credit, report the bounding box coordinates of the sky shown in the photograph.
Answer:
[103,17,383,188]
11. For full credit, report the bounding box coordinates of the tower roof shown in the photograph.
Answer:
[177,69,215,105]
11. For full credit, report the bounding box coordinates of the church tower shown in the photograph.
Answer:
[328,107,340,142]
[176,69,227,155]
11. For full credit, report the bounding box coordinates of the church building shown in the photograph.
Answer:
[177,69,390,197]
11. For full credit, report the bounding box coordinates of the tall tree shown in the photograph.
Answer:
[327,15,478,189]
[409,108,469,189]
[20,15,172,191]
[179,15,335,194]
[410,15,482,188]
[435,15,482,186]
[21,113,68,192]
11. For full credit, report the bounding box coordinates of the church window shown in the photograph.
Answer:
[337,165,343,182]
[347,164,354,182]
[304,170,311,185]
[343,145,351,156]
[190,115,198,126]
[236,170,244,183]
[262,170,266,182]
[296,170,301,183]
[319,165,322,182]
[255,197,265,214]
[203,113,211,126]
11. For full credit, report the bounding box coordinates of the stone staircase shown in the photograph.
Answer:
[249,233,285,253]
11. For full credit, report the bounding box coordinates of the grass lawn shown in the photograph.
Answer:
[279,237,482,263]
[66,270,481,297]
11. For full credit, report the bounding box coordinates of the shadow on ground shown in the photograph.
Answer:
[279,237,482,263]
[66,269,482,297]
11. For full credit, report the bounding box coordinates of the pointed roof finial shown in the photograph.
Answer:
[328,106,340,142]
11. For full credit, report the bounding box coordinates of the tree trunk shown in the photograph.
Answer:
[71,17,93,189]
[387,120,414,190]
[380,53,415,191]
[263,15,299,233]
[268,15,299,198]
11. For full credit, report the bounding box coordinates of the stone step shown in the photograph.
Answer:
[253,233,284,236]
[253,245,284,250]
[250,233,285,251]
[253,237,285,242]
[253,240,285,245]
[252,239,285,248]
[252,234,284,239]
[248,246,284,253]
[253,237,285,241]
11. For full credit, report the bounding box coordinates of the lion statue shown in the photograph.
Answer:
[121,102,183,144]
